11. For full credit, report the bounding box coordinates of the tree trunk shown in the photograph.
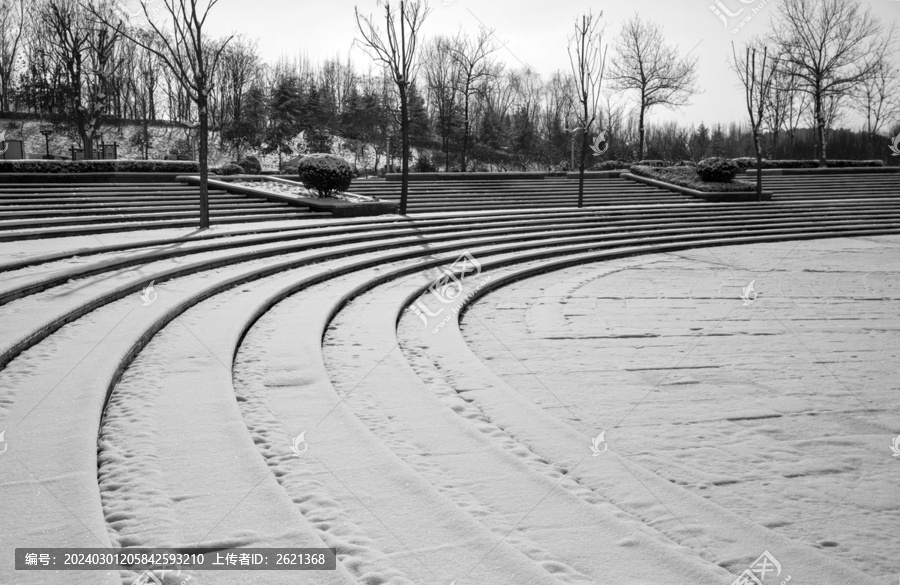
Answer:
[754,130,763,202]
[143,122,150,159]
[814,89,826,166]
[638,102,646,160]
[399,83,410,215]
[461,91,470,172]
[444,136,450,171]
[578,129,587,208]
[198,96,210,229]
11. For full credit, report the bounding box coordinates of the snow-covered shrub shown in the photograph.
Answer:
[219,163,243,176]
[697,157,738,182]
[237,156,261,174]
[298,153,353,196]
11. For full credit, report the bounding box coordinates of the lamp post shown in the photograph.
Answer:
[563,127,583,171]
[39,124,54,160]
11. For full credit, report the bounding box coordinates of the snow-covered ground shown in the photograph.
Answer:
[2,233,898,585]
[454,236,900,583]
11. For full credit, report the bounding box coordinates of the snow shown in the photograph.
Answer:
[449,236,900,583]
[2,228,898,584]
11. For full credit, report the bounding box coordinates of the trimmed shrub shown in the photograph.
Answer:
[629,164,755,193]
[297,153,353,197]
[218,163,243,176]
[732,158,885,169]
[697,157,738,182]
[592,160,629,171]
[237,156,261,174]
[0,160,199,173]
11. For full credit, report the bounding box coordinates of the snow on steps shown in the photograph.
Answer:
[5,212,900,378]
[4,200,900,305]
[1,197,900,583]
[319,267,731,584]
[399,251,884,585]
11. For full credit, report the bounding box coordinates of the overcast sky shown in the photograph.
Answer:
[203,0,900,131]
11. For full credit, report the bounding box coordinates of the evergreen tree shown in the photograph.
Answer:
[709,125,726,157]
[302,81,332,153]
[221,85,268,160]
[407,82,430,148]
[689,123,710,161]
[264,74,303,169]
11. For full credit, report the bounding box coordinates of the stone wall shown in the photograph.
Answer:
[0,115,424,174]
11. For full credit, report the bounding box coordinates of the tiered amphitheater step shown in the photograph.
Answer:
[763,173,900,201]
[0,181,330,233]
[2,194,898,584]
[350,176,691,211]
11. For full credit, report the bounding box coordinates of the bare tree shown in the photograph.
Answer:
[609,13,698,160]
[216,36,260,127]
[0,0,26,112]
[771,0,888,165]
[41,0,123,160]
[782,72,809,159]
[355,0,430,214]
[446,28,499,172]
[763,58,799,159]
[731,41,778,201]
[850,53,900,158]
[88,0,234,229]
[130,31,162,159]
[422,36,460,171]
[568,10,607,208]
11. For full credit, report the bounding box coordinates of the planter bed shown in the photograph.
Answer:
[0,172,189,184]
[179,175,399,217]
[623,172,772,202]
[746,166,899,176]
[564,171,625,179]
[384,171,546,181]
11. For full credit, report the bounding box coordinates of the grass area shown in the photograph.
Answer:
[630,165,756,193]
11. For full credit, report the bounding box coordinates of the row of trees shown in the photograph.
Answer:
[0,0,897,218]
[1,1,896,169]
[731,0,898,183]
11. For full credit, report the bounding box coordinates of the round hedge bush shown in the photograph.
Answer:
[697,157,738,182]
[237,156,262,174]
[297,154,353,197]
[218,163,243,176]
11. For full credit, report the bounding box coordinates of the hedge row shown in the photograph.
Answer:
[0,110,193,128]
[0,160,200,173]
[629,165,756,193]
[732,158,885,169]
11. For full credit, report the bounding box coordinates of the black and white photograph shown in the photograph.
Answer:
[0,0,899,583]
